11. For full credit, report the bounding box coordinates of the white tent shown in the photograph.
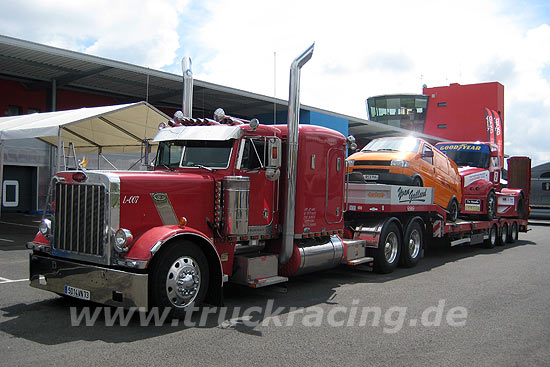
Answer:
[0,101,169,215]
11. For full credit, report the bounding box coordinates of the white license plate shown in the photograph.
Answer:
[465,199,481,212]
[64,285,91,301]
[364,174,379,181]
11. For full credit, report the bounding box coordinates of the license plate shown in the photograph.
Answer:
[363,174,379,181]
[465,199,481,212]
[64,285,91,301]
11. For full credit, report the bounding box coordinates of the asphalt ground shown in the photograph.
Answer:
[1,213,550,367]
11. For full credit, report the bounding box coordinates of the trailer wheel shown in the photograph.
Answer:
[497,223,508,246]
[485,224,498,249]
[485,191,496,221]
[374,221,401,274]
[508,222,518,243]
[401,220,423,268]
[149,241,209,318]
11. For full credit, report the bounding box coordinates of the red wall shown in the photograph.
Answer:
[0,79,47,115]
[423,82,504,152]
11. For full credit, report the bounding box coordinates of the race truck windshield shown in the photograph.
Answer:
[156,140,234,169]
[437,143,490,168]
[361,137,420,153]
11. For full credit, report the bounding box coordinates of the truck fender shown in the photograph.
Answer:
[355,216,403,249]
[126,225,224,306]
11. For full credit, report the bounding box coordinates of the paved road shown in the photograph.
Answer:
[1,215,549,366]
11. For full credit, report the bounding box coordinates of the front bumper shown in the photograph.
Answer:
[352,169,415,186]
[29,253,148,308]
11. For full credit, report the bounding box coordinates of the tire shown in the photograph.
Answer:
[149,241,209,318]
[484,224,498,248]
[447,199,459,222]
[485,191,497,221]
[400,220,423,268]
[497,223,508,246]
[508,222,518,243]
[374,221,402,274]
[412,176,423,187]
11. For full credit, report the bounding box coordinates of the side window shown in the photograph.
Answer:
[240,138,267,170]
[422,145,433,165]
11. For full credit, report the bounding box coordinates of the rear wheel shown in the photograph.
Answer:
[517,195,526,219]
[485,191,497,221]
[497,223,508,246]
[508,222,518,243]
[400,220,423,268]
[412,176,423,187]
[149,242,209,318]
[447,199,459,222]
[485,224,498,248]
[374,221,402,274]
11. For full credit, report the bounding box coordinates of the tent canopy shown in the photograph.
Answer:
[0,101,169,154]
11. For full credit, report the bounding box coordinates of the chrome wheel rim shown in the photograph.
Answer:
[488,195,496,216]
[408,229,421,259]
[166,256,201,308]
[384,232,399,264]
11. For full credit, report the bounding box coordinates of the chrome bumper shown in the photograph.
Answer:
[29,253,148,308]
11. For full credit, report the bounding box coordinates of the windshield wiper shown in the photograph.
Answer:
[162,164,175,171]
[377,148,397,152]
[188,163,214,172]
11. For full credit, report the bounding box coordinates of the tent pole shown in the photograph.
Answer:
[56,128,62,172]
[0,139,4,219]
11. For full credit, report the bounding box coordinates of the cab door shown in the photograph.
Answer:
[237,137,277,228]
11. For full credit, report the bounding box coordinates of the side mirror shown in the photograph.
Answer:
[267,137,282,168]
[422,150,434,158]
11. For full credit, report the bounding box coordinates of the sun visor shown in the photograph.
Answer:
[153,125,243,142]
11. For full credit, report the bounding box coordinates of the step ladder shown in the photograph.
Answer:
[61,142,78,170]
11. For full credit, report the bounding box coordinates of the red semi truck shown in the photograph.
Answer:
[27,45,531,316]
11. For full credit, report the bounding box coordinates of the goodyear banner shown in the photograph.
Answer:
[491,109,503,158]
[437,143,490,154]
[484,107,495,144]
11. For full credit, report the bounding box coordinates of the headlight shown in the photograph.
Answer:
[391,160,410,168]
[347,160,355,167]
[39,219,51,235]
[114,228,133,253]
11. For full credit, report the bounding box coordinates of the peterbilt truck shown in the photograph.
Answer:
[27,45,531,316]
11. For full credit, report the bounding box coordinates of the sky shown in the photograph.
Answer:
[1,0,549,166]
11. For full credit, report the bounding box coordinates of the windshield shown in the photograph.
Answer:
[436,143,490,168]
[361,137,420,153]
[156,140,234,169]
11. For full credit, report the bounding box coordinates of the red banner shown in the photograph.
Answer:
[484,108,495,143]
[491,109,503,159]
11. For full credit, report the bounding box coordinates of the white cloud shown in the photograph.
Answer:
[0,0,549,165]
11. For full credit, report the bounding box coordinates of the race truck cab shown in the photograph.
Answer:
[435,142,526,220]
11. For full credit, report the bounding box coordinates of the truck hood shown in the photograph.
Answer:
[458,166,490,187]
[348,151,414,162]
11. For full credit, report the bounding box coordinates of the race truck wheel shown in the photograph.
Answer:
[149,241,209,318]
[447,199,459,223]
[485,191,497,221]
[374,221,402,274]
[497,223,509,246]
[508,222,518,243]
[484,224,498,249]
[400,220,423,268]
[517,194,526,219]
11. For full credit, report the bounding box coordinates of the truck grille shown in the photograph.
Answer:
[54,182,106,256]
[354,160,391,166]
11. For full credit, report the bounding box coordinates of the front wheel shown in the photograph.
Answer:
[373,221,402,274]
[149,242,209,318]
[485,191,497,221]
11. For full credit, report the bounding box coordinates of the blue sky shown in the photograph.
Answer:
[0,0,549,166]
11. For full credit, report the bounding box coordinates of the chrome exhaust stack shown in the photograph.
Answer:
[182,57,193,118]
[280,43,315,265]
